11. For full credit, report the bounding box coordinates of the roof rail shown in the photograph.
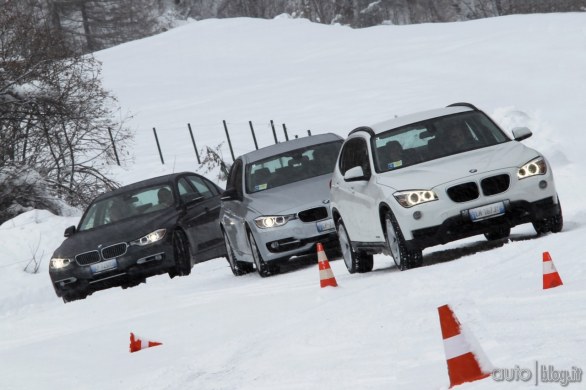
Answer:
[348,126,375,137]
[447,102,478,111]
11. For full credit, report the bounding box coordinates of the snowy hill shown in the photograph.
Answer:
[1,14,586,389]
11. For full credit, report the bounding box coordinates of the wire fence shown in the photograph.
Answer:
[146,120,314,166]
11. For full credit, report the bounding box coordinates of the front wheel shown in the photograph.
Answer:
[248,230,277,277]
[62,291,88,303]
[224,231,253,276]
[533,198,563,234]
[337,219,373,274]
[384,211,423,271]
[173,229,192,276]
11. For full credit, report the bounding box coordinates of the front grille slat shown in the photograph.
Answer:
[102,243,128,259]
[481,174,510,196]
[297,207,328,222]
[447,182,479,203]
[447,174,510,203]
[75,250,100,265]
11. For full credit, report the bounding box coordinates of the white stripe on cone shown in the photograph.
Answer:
[319,268,335,280]
[543,260,558,274]
[443,333,471,360]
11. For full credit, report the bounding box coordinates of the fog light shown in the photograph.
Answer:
[270,242,279,249]
[539,180,548,189]
[413,211,422,220]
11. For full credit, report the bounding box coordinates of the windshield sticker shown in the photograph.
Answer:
[387,160,403,169]
[255,183,268,191]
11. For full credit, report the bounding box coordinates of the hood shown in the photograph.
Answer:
[247,174,332,215]
[52,209,178,257]
[376,141,540,191]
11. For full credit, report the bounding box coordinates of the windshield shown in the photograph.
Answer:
[245,140,342,193]
[372,111,510,173]
[78,184,174,231]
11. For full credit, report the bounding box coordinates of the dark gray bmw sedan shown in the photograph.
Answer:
[49,172,226,302]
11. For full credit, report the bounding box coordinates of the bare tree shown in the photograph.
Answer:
[0,0,132,221]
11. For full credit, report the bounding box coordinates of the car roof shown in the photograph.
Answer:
[354,105,474,135]
[240,132,343,164]
[93,172,197,201]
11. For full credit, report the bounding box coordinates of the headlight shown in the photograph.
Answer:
[254,215,295,229]
[50,257,71,269]
[394,190,438,208]
[518,157,547,179]
[130,229,167,246]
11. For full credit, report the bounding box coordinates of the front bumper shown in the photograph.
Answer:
[250,217,339,262]
[49,240,176,297]
[406,196,560,250]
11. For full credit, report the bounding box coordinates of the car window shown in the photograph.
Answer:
[78,184,174,231]
[245,140,342,193]
[373,111,511,173]
[339,138,370,176]
[186,175,213,199]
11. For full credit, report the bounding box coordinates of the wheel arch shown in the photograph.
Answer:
[378,202,392,235]
[331,207,342,226]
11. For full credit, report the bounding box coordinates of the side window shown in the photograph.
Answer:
[226,159,243,196]
[186,175,213,199]
[178,178,194,196]
[339,137,371,176]
[202,178,220,196]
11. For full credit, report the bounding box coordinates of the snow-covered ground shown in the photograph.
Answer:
[2,13,586,389]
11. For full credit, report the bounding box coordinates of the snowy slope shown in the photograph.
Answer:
[1,13,586,389]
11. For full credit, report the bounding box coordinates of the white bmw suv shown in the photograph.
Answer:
[330,103,563,272]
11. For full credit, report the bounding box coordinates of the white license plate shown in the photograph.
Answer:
[316,218,335,232]
[90,259,118,274]
[469,201,505,222]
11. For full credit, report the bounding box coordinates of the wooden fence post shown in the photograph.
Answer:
[108,127,121,166]
[153,127,164,165]
[270,120,278,144]
[249,121,259,150]
[187,123,201,164]
[223,120,235,161]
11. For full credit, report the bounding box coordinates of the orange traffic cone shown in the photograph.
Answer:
[543,251,563,289]
[130,332,162,353]
[438,305,490,388]
[317,243,337,288]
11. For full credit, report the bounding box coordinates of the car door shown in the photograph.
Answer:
[177,174,224,262]
[221,158,251,260]
[333,136,379,242]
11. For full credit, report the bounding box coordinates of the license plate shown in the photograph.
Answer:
[90,259,118,274]
[468,201,505,222]
[316,218,335,232]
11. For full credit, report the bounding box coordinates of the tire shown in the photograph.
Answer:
[383,211,423,271]
[173,229,192,276]
[337,219,374,274]
[247,230,277,277]
[62,291,87,303]
[223,231,253,276]
[122,278,145,289]
[533,198,563,235]
[484,226,511,241]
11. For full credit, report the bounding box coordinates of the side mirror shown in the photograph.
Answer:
[221,187,242,202]
[64,225,76,237]
[343,166,369,182]
[512,127,532,141]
